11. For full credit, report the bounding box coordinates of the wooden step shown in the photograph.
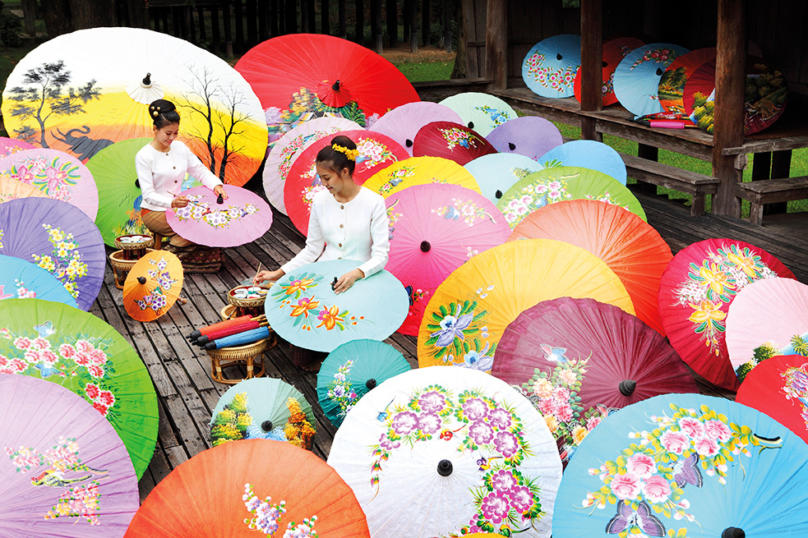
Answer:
[736,176,808,225]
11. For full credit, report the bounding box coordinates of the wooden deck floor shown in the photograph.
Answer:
[92,192,808,501]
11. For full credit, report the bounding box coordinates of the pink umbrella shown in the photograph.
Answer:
[385,183,511,336]
[412,121,497,166]
[0,136,34,157]
[0,148,99,220]
[166,185,272,248]
[369,102,464,156]
[0,374,139,536]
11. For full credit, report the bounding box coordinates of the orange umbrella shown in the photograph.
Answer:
[0,172,48,203]
[125,440,370,538]
[508,200,671,335]
[123,250,183,322]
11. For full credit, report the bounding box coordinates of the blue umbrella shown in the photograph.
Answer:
[522,34,582,98]
[539,140,628,185]
[614,43,690,118]
[204,326,271,350]
[553,393,808,538]
[486,115,563,161]
[0,254,78,308]
[464,153,544,205]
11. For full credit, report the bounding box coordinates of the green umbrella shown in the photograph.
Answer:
[316,339,412,427]
[497,165,646,228]
[0,298,158,479]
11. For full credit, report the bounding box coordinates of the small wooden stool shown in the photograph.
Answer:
[207,339,270,384]
[109,249,154,290]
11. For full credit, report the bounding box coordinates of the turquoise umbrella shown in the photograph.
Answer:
[614,43,690,118]
[539,140,628,185]
[464,153,544,205]
[0,254,78,308]
[522,34,582,98]
[317,339,411,428]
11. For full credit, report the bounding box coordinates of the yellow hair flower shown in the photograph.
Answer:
[332,143,359,161]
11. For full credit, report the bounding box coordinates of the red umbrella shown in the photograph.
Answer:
[658,47,715,116]
[573,37,645,107]
[658,239,795,392]
[412,121,496,166]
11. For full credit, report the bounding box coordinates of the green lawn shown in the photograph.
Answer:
[391,59,454,83]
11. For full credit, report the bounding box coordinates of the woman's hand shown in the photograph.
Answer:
[214,185,228,200]
[254,269,284,286]
[171,196,189,209]
[333,268,365,294]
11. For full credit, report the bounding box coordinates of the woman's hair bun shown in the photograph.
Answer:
[149,99,180,127]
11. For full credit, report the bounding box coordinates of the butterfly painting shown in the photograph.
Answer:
[405,286,415,307]
[540,344,567,363]
[443,205,460,221]
[672,452,703,488]
[34,321,56,338]
[606,500,665,537]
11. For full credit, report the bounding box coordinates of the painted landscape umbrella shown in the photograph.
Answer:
[0,375,139,536]
[658,239,795,392]
[284,130,408,235]
[363,156,481,199]
[417,239,635,369]
[209,378,316,450]
[2,27,266,186]
[438,92,517,136]
[0,254,78,307]
[491,297,697,465]
[508,200,671,335]
[413,121,496,166]
[497,166,645,229]
[614,43,690,117]
[0,197,105,310]
[328,366,563,537]
[123,250,183,322]
[263,116,360,215]
[485,116,563,161]
[386,184,511,336]
[0,136,34,157]
[369,101,463,156]
[0,298,159,479]
[658,47,715,116]
[264,259,408,353]
[465,153,544,205]
[0,148,99,220]
[0,172,48,203]
[317,339,411,427]
[573,37,645,106]
[522,34,582,98]
[552,393,808,538]
[538,140,627,184]
[125,440,370,537]
[166,185,272,247]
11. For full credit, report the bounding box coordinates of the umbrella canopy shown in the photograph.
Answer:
[573,37,645,107]
[553,393,808,538]
[0,148,99,220]
[369,101,464,156]
[0,197,105,310]
[317,339,411,427]
[166,184,272,247]
[491,297,697,465]
[125,440,370,537]
[438,92,518,136]
[2,27,266,186]
[0,172,49,203]
[385,184,511,336]
[497,166,645,229]
[363,156,481,199]
[0,375,139,536]
[522,34,582,98]
[328,366,563,537]
[658,239,795,392]
[0,254,78,307]
[614,43,690,117]
[417,239,635,370]
[538,140,627,184]
[284,130,408,235]
[413,121,497,166]
[123,250,183,322]
[465,153,544,205]
[264,259,409,353]
[209,378,316,450]
[508,200,671,335]
[657,47,716,116]
[484,116,563,161]
[0,136,34,156]
[0,298,158,479]
[263,116,361,215]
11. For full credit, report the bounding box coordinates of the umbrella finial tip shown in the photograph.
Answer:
[722,528,745,538]
[420,241,431,253]
[366,378,377,390]
[437,459,453,477]
[619,379,636,397]
[137,276,147,285]
[261,420,274,432]
[142,73,151,86]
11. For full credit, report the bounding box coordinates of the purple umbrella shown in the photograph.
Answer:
[0,375,139,536]
[369,101,464,156]
[0,198,105,311]
[486,116,563,161]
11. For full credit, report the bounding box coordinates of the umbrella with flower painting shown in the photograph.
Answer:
[0,136,34,157]
[464,153,544,205]
[327,366,563,537]
[573,37,645,107]
[413,122,497,166]
[123,250,183,322]
[484,116,563,161]
[125,439,370,537]
[522,35,582,99]
[538,140,628,185]
[553,393,808,538]
[614,43,690,117]
[0,375,139,537]
[363,156,481,200]
[438,92,518,137]
[0,172,49,203]
[658,239,795,392]
[491,297,698,467]
[0,197,105,311]
[0,298,158,479]
[369,101,464,156]
[284,130,408,236]
[0,254,78,308]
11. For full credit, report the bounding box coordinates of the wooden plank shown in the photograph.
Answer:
[736,176,808,195]
[485,0,508,89]
[579,0,602,140]
[722,136,808,155]
[462,0,479,78]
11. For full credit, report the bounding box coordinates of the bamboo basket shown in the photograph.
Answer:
[109,249,154,290]
[227,284,271,318]
[114,234,154,260]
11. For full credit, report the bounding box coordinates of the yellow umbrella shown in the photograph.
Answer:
[0,172,48,203]
[362,156,481,198]
[417,238,635,369]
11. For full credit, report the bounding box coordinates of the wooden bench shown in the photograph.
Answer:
[736,176,808,225]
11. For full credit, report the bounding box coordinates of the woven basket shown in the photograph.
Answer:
[114,234,154,260]
[109,249,154,290]
[228,284,272,309]
[207,339,268,384]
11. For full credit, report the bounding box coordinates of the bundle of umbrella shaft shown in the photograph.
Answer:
[187,315,270,350]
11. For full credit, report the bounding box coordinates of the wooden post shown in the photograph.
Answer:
[767,149,792,214]
[580,0,602,141]
[635,145,659,195]
[422,0,429,46]
[285,0,296,33]
[308,0,316,35]
[278,0,286,33]
[259,0,270,40]
[371,0,383,53]
[409,0,417,53]
[355,0,364,43]
[197,4,207,41]
[247,0,258,47]
[387,0,398,48]
[21,0,37,36]
[485,0,507,89]
[322,0,331,34]
[234,0,245,50]
[339,0,347,38]
[270,0,279,36]
[172,6,182,37]
[223,0,234,56]
[711,0,746,217]
[442,0,451,52]
[186,5,195,43]
[403,0,410,42]
[211,3,221,52]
